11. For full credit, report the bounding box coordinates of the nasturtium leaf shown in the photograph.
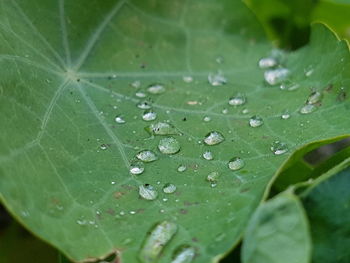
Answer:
[301,158,350,263]
[0,0,349,262]
[242,192,311,263]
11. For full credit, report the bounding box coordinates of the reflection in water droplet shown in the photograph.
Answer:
[208,72,227,86]
[258,57,278,69]
[249,116,264,128]
[270,141,288,155]
[139,221,178,263]
[147,84,165,94]
[115,115,126,124]
[204,131,225,145]
[307,91,322,105]
[177,165,187,172]
[228,157,245,171]
[130,162,145,175]
[203,151,214,160]
[136,150,157,162]
[171,246,196,263]
[137,101,152,110]
[142,110,157,121]
[147,122,177,135]
[163,183,177,194]
[139,184,158,200]
[183,76,193,83]
[158,137,181,154]
[206,171,219,182]
[300,104,317,114]
[264,68,290,85]
[228,93,246,106]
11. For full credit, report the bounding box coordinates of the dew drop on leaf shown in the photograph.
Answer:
[203,116,211,122]
[281,110,291,120]
[228,93,246,106]
[130,162,145,175]
[206,171,219,182]
[203,131,225,145]
[136,150,158,163]
[139,221,178,263]
[163,183,177,194]
[208,72,227,86]
[228,157,245,171]
[171,245,196,263]
[131,80,141,88]
[139,184,158,201]
[264,68,290,85]
[258,57,277,69]
[100,144,108,150]
[147,84,166,94]
[300,104,317,114]
[115,115,126,124]
[158,137,181,154]
[182,76,193,83]
[137,101,152,110]
[307,91,322,104]
[249,115,264,128]
[202,151,214,160]
[136,91,146,98]
[142,110,157,121]
[147,122,177,135]
[270,141,288,155]
[177,165,187,172]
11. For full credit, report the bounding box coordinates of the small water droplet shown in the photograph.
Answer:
[208,72,227,86]
[281,111,291,120]
[280,83,299,91]
[137,101,152,110]
[171,246,196,263]
[270,141,288,155]
[147,84,166,94]
[307,91,322,105]
[177,165,187,172]
[136,150,157,162]
[142,110,157,121]
[158,137,181,154]
[258,57,278,69]
[206,171,219,182]
[115,115,126,124]
[183,76,193,83]
[131,80,141,88]
[111,181,116,185]
[202,151,214,160]
[139,184,158,200]
[163,183,177,194]
[203,116,211,122]
[147,122,177,135]
[228,157,245,171]
[203,131,225,145]
[264,68,290,85]
[136,92,146,98]
[300,104,317,114]
[139,221,178,263]
[222,108,228,114]
[228,93,246,106]
[242,108,249,114]
[249,116,264,128]
[130,162,145,175]
[100,144,108,150]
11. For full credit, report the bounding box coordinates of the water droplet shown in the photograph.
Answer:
[258,57,277,69]
[142,110,157,121]
[206,171,219,182]
[203,116,211,122]
[111,181,116,185]
[228,157,245,171]
[139,184,158,200]
[208,72,227,86]
[300,104,317,114]
[137,101,152,110]
[183,76,193,83]
[203,131,225,145]
[136,150,158,162]
[147,84,165,94]
[136,91,146,98]
[115,115,126,124]
[270,141,288,155]
[147,122,177,135]
[130,162,145,175]
[264,68,290,85]
[222,108,228,114]
[177,165,187,172]
[307,91,322,105]
[242,108,249,114]
[139,221,178,263]
[202,151,214,160]
[131,80,141,88]
[249,116,264,128]
[281,111,291,120]
[280,83,299,91]
[158,137,181,154]
[228,93,246,106]
[171,246,196,263]
[163,183,177,194]
[100,144,108,150]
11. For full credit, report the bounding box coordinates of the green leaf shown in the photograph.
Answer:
[301,158,350,263]
[0,0,349,262]
[241,192,311,263]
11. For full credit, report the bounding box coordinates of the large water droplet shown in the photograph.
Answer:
[202,151,214,160]
[228,157,245,171]
[142,110,157,121]
[158,137,181,154]
[264,68,290,85]
[177,165,187,172]
[270,141,288,155]
[130,162,145,175]
[171,246,196,263]
[300,104,317,114]
[139,221,178,263]
[147,122,177,135]
[147,84,166,94]
[228,93,246,106]
[115,115,126,124]
[258,57,277,69]
[307,91,322,104]
[139,184,158,200]
[203,131,225,145]
[163,183,177,194]
[208,72,227,86]
[249,116,264,128]
[136,150,158,163]
[137,101,152,110]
